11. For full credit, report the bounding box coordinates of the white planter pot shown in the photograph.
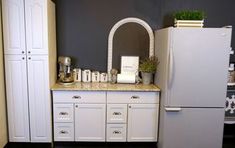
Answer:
[174,19,204,28]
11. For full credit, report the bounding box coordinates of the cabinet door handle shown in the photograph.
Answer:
[113,112,121,115]
[113,130,121,134]
[72,96,81,99]
[22,57,25,60]
[165,107,182,112]
[28,57,31,60]
[28,51,31,54]
[59,130,68,134]
[22,51,25,54]
[59,112,68,115]
[131,96,140,99]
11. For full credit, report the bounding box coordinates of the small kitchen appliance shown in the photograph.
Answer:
[58,56,73,84]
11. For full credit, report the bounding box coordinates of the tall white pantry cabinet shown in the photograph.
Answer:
[2,0,57,142]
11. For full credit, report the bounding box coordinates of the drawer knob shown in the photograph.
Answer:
[59,112,68,115]
[72,95,81,99]
[113,112,121,115]
[113,130,121,134]
[60,130,68,134]
[131,96,140,99]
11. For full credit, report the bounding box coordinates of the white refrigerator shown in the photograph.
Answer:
[154,27,232,148]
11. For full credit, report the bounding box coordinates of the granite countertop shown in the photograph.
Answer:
[51,82,160,92]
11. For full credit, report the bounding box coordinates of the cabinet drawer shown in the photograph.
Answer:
[107,104,127,123]
[53,91,106,103]
[106,124,127,142]
[107,92,159,104]
[54,123,74,141]
[54,104,74,123]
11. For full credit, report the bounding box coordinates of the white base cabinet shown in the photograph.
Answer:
[52,90,159,142]
[107,92,159,142]
[53,91,106,142]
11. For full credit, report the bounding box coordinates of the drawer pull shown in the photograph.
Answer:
[113,112,121,115]
[59,130,68,134]
[59,112,68,115]
[72,95,81,99]
[113,130,121,134]
[131,96,140,99]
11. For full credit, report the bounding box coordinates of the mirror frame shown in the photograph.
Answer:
[107,17,154,73]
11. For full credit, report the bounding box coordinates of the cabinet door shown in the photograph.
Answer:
[27,55,51,142]
[2,0,26,54]
[75,104,106,141]
[4,55,30,142]
[127,104,158,142]
[25,0,48,55]
[159,108,224,148]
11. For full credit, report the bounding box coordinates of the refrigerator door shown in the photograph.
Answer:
[158,108,224,148]
[167,28,231,107]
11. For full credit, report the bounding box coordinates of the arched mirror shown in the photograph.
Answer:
[107,17,154,74]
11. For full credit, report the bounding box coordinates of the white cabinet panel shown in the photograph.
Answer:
[2,0,56,143]
[54,104,74,123]
[106,124,127,142]
[27,55,51,142]
[75,104,106,141]
[53,91,106,103]
[54,123,74,142]
[107,91,159,104]
[2,0,26,54]
[107,104,127,123]
[127,104,158,142]
[4,55,30,142]
[25,0,48,55]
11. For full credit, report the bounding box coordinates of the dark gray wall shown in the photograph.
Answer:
[56,0,160,72]
[56,0,235,71]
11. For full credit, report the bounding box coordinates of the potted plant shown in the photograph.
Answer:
[174,10,205,27]
[139,56,159,85]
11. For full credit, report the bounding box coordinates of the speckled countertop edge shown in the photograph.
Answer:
[51,82,160,92]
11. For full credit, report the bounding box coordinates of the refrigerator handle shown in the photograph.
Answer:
[168,47,174,88]
[165,107,181,112]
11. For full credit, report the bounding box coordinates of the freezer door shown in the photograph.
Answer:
[158,108,224,148]
[167,28,231,107]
